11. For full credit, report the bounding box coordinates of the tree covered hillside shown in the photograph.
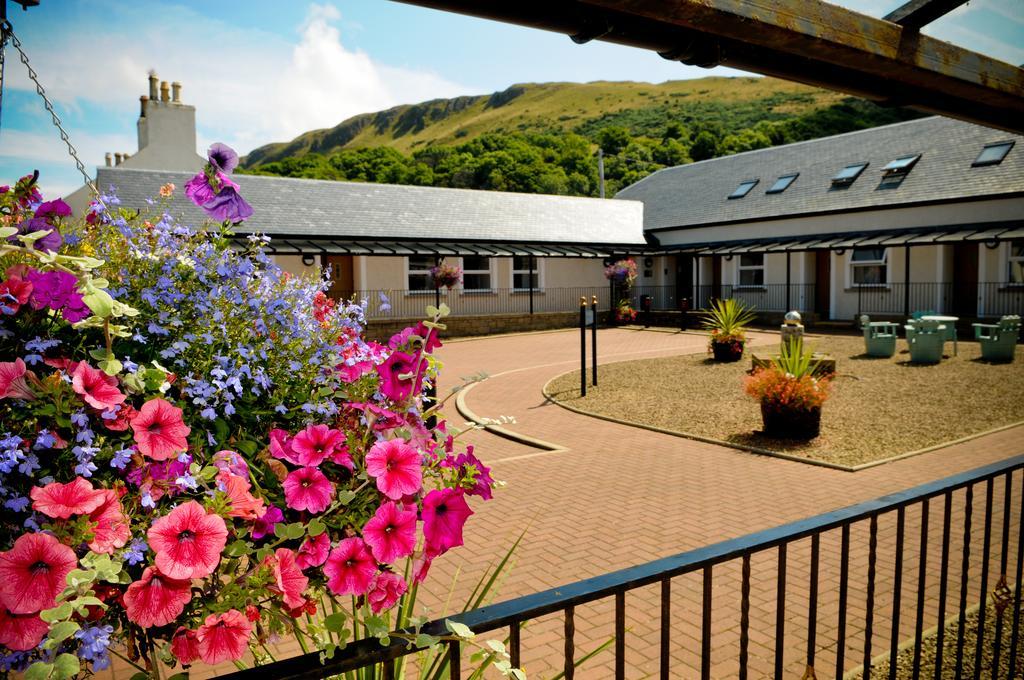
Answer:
[240,78,923,197]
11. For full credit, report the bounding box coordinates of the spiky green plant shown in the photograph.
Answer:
[771,337,820,378]
[697,298,757,342]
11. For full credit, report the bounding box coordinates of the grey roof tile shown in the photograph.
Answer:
[615,117,1024,232]
[95,168,647,245]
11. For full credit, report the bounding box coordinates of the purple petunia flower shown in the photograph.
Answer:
[207,142,239,174]
[201,185,253,223]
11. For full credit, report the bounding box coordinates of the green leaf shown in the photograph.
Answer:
[47,621,80,644]
[129,674,150,680]
[212,418,230,444]
[485,640,506,655]
[0,226,18,239]
[39,602,73,622]
[167,674,190,680]
[88,348,109,361]
[225,540,251,557]
[307,517,326,536]
[236,440,259,456]
[444,620,474,640]
[255,546,274,563]
[52,654,80,679]
[24,661,53,680]
[70,596,105,609]
[323,612,347,632]
[285,522,306,540]
[425,305,439,317]
[82,288,114,318]
[336,490,356,505]
[438,303,451,317]
[98,356,123,376]
[273,522,289,540]
[414,633,441,649]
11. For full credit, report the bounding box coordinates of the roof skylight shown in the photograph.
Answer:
[728,179,758,199]
[972,141,1014,167]
[831,162,868,186]
[882,154,921,175]
[766,174,798,194]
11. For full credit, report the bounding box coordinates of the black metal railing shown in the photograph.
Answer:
[225,454,1024,680]
[350,287,611,320]
[633,284,818,313]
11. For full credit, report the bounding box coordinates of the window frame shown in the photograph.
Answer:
[831,162,869,187]
[459,255,495,294]
[847,247,890,288]
[728,179,759,199]
[511,255,544,292]
[766,174,799,194]
[404,255,437,295]
[1007,240,1024,287]
[735,252,766,288]
[973,141,1015,167]
[882,154,921,176]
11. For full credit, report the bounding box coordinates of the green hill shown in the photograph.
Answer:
[240,77,923,197]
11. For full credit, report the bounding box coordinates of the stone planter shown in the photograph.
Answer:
[760,403,821,440]
[711,339,745,362]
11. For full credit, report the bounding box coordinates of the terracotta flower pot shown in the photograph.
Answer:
[760,403,821,440]
[711,340,744,362]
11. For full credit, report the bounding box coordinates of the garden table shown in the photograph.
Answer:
[921,315,959,355]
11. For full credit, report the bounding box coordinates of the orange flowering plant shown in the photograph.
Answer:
[743,339,831,412]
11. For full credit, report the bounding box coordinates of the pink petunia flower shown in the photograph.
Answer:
[123,566,193,628]
[0,274,32,314]
[0,533,78,614]
[147,500,228,580]
[87,489,131,554]
[362,501,417,565]
[376,350,424,402]
[295,533,330,570]
[291,424,345,467]
[71,362,125,410]
[212,449,250,478]
[0,358,36,401]
[422,488,474,555]
[30,476,106,519]
[130,397,191,460]
[264,548,309,610]
[171,627,201,665]
[0,607,49,651]
[367,571,408,614]
[102,402,137,432]
[364,439,422,500]
[268,429,301,465]
[413,545,441,584]
[196,609,252,665]
[218,471,266,520]
[283,467,333,514]
[323,538,376,596]
[444,447,495,501]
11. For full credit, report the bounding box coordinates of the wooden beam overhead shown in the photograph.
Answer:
[392,0,1024,134]
[883,0,969,31]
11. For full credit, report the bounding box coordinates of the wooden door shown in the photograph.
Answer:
[952,242,979,317]
[676,255,693,309]
[323,255,355,301]
[814,250,831,318]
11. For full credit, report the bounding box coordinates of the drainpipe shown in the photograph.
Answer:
[597,148,605,199]
[528,254,535,315]
[904,246,911,317]
[786,251,792,311]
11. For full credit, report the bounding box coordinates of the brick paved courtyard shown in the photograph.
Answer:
[109,327,1023,679]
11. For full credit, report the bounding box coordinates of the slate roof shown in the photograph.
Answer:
[615,116,1024,233]
[95,168,647,246]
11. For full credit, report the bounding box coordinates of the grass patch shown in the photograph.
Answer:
[545,335,1024,467]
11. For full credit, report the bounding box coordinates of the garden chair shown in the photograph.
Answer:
[972,315,1021,362]
[905,319,946,363]
[911,309,937,320]
[860,315,898,357]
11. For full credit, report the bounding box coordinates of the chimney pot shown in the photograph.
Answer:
[139,95,148,117]
[171,81,181,103]
[105,153,112,167]
[159,81,170,102]
[114,153,124,166]
[148,72,158,100]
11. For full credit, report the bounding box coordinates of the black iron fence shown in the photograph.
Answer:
[225,454,1024,680]
[352,287,610,320]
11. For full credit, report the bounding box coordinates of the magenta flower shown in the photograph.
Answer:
[291,424,345,467]
[283,467,333,514]
[251,506,283,540]
[269,429,301,466]
[367,571,408,614]
[364,439,422,500]
[422,488,473,554]
[376,350,423,402]
[35,199,72,220]
[185,172,217,206]
[25,269,88,321]
[295,533,330,570]
[362,501,417,564]
[323,538,376,596]
[130,398,191,461]
[72,362,126,410]
[147,500,228,580]
[444,447,494,500]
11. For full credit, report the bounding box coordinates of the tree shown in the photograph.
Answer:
[689,130,719,162]
[596,126,632,155]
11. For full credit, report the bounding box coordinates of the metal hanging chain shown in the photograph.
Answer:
[0,21,8,139]
[1,18,100,196]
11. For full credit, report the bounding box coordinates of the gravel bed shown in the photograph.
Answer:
[546,335,1024,467]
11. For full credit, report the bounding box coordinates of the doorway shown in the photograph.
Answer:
[952,242,979,318]
[323,255,355,301]
[676,255,694,310]
[814,250,831,319]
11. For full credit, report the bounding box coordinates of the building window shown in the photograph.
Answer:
[973,141,1014,167]
[1009,241,1024,285]
[728,180,758,199]
[461,255,492,292]
[850,247,888,286]
[766,174,798,194]
[407,255,435,292]
[512,255,541,290]
[737,253,765,287]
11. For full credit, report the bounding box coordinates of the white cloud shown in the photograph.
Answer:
[2,1,472,171]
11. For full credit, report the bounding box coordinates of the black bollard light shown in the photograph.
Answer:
[591,295,598,386]
[579,297,587,397]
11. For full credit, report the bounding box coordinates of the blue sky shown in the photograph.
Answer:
[1,0,1021,198]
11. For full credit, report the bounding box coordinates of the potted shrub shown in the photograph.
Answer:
[698,298,756,362]
[744,339,832,440]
